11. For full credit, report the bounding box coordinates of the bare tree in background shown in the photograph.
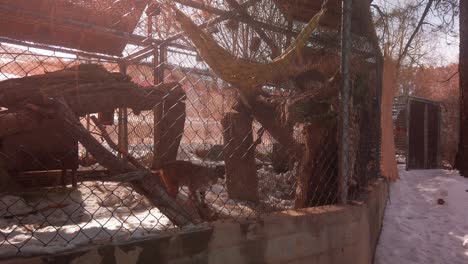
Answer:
[372,0,459,95]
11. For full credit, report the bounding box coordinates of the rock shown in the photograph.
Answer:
[437,198,445,205]
[100,195,121,207]
[194,145,224,161]
[270,143,290,173]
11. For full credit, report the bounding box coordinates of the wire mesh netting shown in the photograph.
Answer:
[0,0,382,258]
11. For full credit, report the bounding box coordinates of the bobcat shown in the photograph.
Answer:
[155,160,224,203]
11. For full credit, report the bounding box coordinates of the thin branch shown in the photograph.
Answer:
[438,70,459,83]
[398,0,435,66]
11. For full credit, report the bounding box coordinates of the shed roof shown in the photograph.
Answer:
[0,0,146,56]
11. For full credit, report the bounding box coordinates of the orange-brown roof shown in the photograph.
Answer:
[0,0,146,56]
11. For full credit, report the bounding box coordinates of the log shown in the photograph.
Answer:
[294,122,330,208]
[52,97,194,226]
[0,82,182,116]
[222,112,259,202]
[152,92,186,168]
[0,64,184,115]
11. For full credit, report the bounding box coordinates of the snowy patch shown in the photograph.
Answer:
[0,182,172,258]
[195,165,296,219]
[375,165,468,264]
[396,154,406,164]
[0,165,296,257]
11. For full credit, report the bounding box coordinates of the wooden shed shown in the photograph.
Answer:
[393,96,441,170]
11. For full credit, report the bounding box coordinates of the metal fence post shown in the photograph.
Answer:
[339,0,352,204]
[118,62,129,161]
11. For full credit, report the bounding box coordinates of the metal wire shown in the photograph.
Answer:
[0,0,382,258]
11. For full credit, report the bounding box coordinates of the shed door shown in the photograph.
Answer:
[426,104,440,168]
[407,100,439,170]
[407,100,426,169]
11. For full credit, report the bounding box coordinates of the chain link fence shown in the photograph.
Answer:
[0,0,381,258]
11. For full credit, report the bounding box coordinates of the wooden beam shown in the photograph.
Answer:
[0,4,152,46]
[127,0,261,62]
[224,0,280,58]
[0,37,121,62]
[0,5,197,60]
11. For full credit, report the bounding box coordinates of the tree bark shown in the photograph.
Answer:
[0,82,184,138]
[222,111,259,202]
[294,122,331,208]
[0,64,183,116]
[234,75,340,161]
[152,96,186,168]
[0,81,181,116]
[456,0,468,177]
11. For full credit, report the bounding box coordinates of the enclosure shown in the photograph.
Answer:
[393,96,441,170]
[0,0,382,259]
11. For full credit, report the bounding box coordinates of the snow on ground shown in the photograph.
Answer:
[375,165,468,264]
[201,165,295,219]
[0,182,172,258]
[0,165,295,257]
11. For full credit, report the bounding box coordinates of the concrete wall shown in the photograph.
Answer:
[1,179,388,264]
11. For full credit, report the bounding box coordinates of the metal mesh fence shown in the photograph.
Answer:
[0,0,382,258]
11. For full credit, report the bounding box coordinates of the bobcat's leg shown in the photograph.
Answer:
[158,170,179,198]
[165,179,179,199]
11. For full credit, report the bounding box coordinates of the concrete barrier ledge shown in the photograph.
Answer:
[0,179,388,264]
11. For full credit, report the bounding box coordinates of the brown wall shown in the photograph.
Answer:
[0,179,388,264]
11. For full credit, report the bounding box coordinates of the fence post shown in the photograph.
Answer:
[339,0,352,204]
[222,111,259,202]
[118,62,129,161]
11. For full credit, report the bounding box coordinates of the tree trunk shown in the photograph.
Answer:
[222,111,259,202]
[233,74,340,161]
[294,122,331,208]
[456,0,468,177]
[152,96,186,168]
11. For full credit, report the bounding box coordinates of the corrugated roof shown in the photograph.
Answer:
[0,0,146,56]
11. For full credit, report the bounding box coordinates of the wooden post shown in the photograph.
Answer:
[152,45,186,169]
[222,111,259,202]
[295,123,338,208]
